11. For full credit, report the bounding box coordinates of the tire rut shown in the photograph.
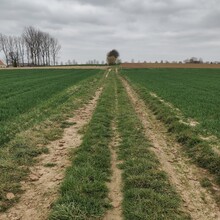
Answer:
[103,122,123,220]
[0,88,103,220]
[120,76,220,220]
[103,80,123,220]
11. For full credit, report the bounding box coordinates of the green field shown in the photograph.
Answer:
[1,68,219,219]
[50,72,188,219]
[122,68,220,139]
[0,69,102,146]
[0,68,103,211]
[122,68,220,185]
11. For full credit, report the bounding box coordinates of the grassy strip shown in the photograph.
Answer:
[0,73,104,212]
[122,75,220,185]
[49,75,115,219]
[115,75,189,219]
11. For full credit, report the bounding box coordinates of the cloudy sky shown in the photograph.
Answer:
[0,0,219,63]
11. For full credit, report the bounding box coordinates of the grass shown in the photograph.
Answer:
[44,163,57,168]
[50,70,190,219]
[122,68,220,139]
[115,74,189,219]
[0,69,104,212]
[49,73,115,219]
[200,178,212,188]
[0,69,102,146]
[122,68,220,185]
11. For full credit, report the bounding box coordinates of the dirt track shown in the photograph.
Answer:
[120,75,220,220]
[0,88,102,220]
[121,63,220,69]
[104,79,123,220]
[1,68,220,220]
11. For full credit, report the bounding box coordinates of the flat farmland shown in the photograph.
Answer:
[1,67,220,220]
[122,62,220,69]
[122,68,220,139]
[0,68,103,146]
[122,68,220,201]
[0,68,104,213]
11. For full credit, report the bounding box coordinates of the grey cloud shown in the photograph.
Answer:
[0,0,220,63]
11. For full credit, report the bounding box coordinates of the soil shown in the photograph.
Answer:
[120,76,220,220]
[0,88,102,220]
[121,63,220,69]
[104,122,123,220]
[104,82,123,220]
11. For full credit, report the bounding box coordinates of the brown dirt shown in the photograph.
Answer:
[104,122,123,220]
[120,76,220,220]
[104,81,123,220]
[0,88,103,220]
[121,63,220,69]
[150,92,199,127]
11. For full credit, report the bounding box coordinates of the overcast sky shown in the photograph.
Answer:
[0,0,220,63]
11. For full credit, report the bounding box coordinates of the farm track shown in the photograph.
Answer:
[120,75,220,219]
[104,80,123,220]
[0,88,103,220]
[104,122,123,220]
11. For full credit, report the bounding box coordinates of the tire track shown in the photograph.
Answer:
[104,122,123,220]
[104,79,123,220]
[0,88,103,220]
[120,76,220,220]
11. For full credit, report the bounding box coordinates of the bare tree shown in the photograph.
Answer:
[1,27,61,67]
[50,37,61,65]
[23,26,37,65]
[0,34,10,66]
[8,36,20,67]
[17,37,25,66]
[45,33,51,65]
[41,32,49,65]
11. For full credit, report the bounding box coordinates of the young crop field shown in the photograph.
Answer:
[122,68,220,139]
[0,67,220,220]
[0,68,104,212]
[0,69,103,146]
[122,68,220,187]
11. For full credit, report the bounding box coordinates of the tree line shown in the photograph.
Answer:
[0,26,61,67]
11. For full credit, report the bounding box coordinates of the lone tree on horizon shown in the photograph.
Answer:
[107,49,119,65]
